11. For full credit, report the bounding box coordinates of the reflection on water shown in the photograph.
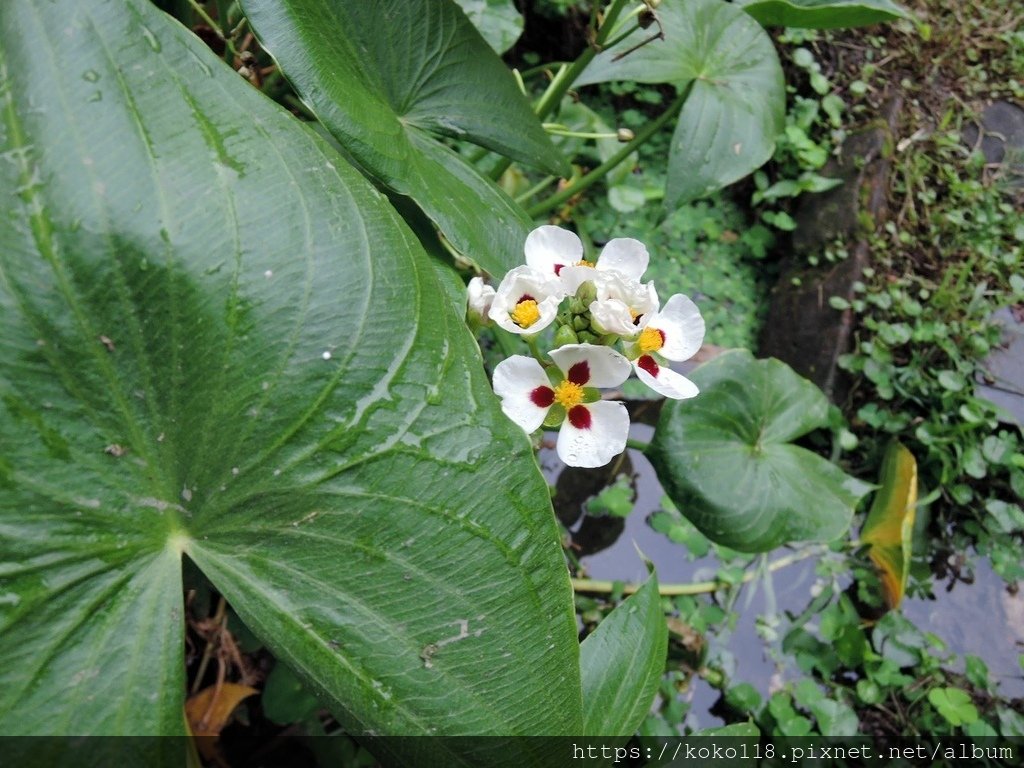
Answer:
[542,422,1024,729]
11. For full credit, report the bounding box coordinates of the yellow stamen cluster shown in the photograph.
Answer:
[511,299,540,328]
[574,259,595,268]
[554,380,584,409]
[638,327,664,354]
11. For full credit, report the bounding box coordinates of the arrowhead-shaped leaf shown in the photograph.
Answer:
[580,574,667,736]
[861,442,917,610]
[241,0,567,276]
[0,0,581,757]
[736,0,910,29]
[577,0,784,206]
[648,351,868,552]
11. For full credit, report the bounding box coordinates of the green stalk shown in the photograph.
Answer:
[533,0,633,121]
[570,546,826,597]
[526,83,690,218]
[625,437,649,452]
[526,336,548,365]
[514,175,558,205]
[186,0,237,58]
[487,0,635,182]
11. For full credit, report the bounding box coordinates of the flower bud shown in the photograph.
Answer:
[575,280,598,305]
[553,324,580,347]
[466,276,495,325]
[616,128,635,143]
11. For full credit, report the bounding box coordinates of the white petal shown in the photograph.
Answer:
[549,344,632,388]
[589,276,659,336]
[597,238,649,281]
[633,358,699,399]
[492,355,552,433]
[589,298,637,336]
[558,264,602,295]
[524,225,583,276]
[466,276,495,321]
[652,293,705,361]
[634,281,660,325]
[556,400,630,468]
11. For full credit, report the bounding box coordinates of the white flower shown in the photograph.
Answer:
[625,294,705,400]
[588,273,659,338]
[524,225,650,293]
[488,265,564,335]
[466,276,495,324]
[492,344,632,468]
[524,225,585,277]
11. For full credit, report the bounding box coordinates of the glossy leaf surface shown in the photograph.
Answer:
[580,574,667,736]
[577,0,785,206]
[861,441,917,610]
[737,0,909,29]
[0,0,581,755]
[241,0,567,276]
[648,351,868,552]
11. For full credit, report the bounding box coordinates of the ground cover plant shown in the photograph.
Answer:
[4,0,1022,765]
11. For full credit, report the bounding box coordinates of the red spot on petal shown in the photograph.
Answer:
[568,405,592,430]
[567,361,590,385]
[656,328,666,344]
[530,386,555,407]
[518,293,535,303]
[638,355,660,377]
[553,264,565,276]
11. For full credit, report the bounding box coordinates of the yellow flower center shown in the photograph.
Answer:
[511,299,540,328]
[574,259,595,268]
[553,380,584,409]
[638,327,665,354]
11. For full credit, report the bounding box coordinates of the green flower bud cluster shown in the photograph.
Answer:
[553,280,618,347]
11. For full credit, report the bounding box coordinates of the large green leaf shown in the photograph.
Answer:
[577,0,785,206]
[0,0,581,757]
[648,351,868,552]
[580,573,667,736]
[736,0,909,29]
[241,0,565,277]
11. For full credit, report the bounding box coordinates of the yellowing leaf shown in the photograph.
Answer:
[185,683,258,738]
[861,442,917,610]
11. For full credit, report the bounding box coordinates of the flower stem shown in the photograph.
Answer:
[543,125,620,140]
[515,175,558,205]
[526,336,548,365]
[570,546,826,596]
[187,0,238,58]
[487,0,634,182]
[625,437,649,452]
[525,84,690,218]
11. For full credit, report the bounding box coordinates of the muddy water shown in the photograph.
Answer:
[541,424,1024,727]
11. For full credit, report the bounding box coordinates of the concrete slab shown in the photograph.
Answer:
[759,97,902,401]
[977,305,1024,425]
[962,101,1024,191]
